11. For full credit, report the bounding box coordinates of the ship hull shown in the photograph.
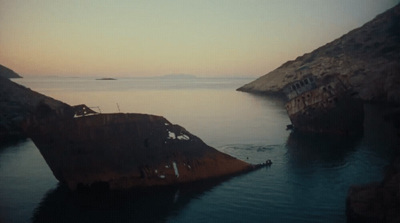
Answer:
[286,87,364,135]
[25,113,253,190]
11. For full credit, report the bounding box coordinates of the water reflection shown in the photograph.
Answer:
[285,131,362,167]
[32,178,233,223]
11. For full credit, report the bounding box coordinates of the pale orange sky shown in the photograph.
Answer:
[1,0,399,77]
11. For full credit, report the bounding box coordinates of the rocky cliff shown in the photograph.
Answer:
[238,3,400,104]
[238,4,400,221]
[0,64,22,79]
[0,75,72,143]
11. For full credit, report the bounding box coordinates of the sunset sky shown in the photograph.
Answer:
[1,0,399,77]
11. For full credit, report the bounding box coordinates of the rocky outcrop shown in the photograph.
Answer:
[237,3,400,219]
[24,112,260,190]
[238,3,400,104]
[347,157,400,223]
[0,75,72,143]
[0,64,22,79]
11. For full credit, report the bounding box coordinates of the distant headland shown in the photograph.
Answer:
[0,64,22,79]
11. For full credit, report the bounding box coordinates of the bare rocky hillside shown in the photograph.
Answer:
[238,3,400,104]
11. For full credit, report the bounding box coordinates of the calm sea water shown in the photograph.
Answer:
[0,77,396,223]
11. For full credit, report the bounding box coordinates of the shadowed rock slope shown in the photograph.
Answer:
[238,3,400,104]
[0,64,22,79]
[0,75,71,142]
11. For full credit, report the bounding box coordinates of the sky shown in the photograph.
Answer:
[0,0,399,77]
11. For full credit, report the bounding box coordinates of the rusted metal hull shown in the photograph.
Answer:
[25,113,255,190]
[285,84,364,135]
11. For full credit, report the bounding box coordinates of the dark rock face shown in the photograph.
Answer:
[347,157,400,223]
[24,113,255,190]
[238,4,400,134]
[0,76,72,143]
[238,3,400,104]
[0,64,22,79]
[236,3,400,219]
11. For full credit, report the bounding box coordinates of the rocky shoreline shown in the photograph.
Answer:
[237,3,400,221]
[0,72,71,143]
[0,64,22,79]
[238,4,400,136]
[1,2,399,217]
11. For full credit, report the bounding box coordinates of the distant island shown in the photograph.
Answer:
[96,78,117,80]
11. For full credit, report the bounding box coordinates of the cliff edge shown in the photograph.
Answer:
[0,73,72,143]
[238,3,400,104]
[0,64,22,79]
[237,4,400,221]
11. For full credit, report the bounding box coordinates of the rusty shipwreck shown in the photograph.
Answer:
[23,104,258,190]
[282,75,364,134]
